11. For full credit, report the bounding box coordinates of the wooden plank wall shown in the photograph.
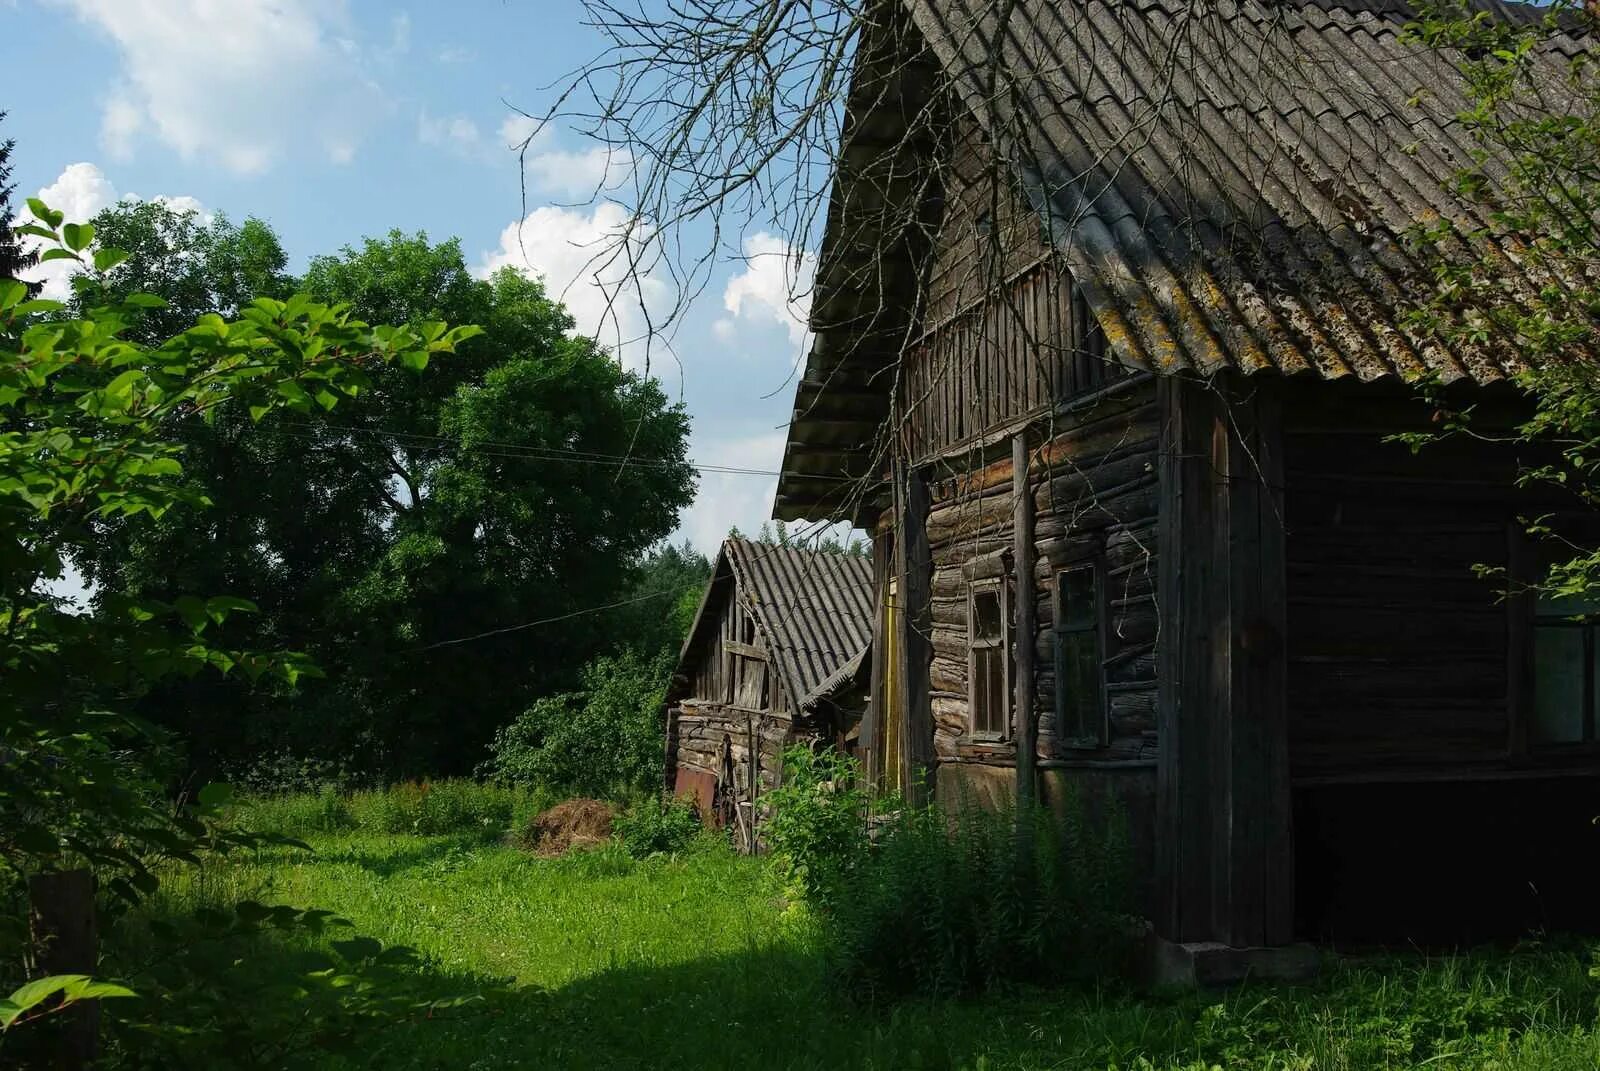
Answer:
[898,120,1117,463]
[919,382,1161,771]
[1282,386,1551,781]
[686,592,792,718]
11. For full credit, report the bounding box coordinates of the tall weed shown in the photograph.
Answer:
[764,746,1136,1000]
[234,780,550,839]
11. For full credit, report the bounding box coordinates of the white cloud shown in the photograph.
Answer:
[54,0,390,174]
[17,163,204,299]
[477,202,672,374]
[500,114,540,149]
[675,431,787,552]
[100,93,142,160]
[719,232,815,350]
[417,111,481,153]
[671,430,862,553]
[499,114,632,199]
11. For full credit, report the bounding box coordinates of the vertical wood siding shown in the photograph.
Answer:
[898,121,1118,463]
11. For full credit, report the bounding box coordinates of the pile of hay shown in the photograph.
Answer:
[517,798,617,856]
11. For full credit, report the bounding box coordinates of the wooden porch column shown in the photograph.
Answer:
[1156,375,1293,949]
[895,459,936,804]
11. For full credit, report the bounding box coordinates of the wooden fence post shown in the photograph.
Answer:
[28,868,99,1070]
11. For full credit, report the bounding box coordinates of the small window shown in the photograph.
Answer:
[1055,563,1106,748]
[969,580,1009,738]
[1533,588,1600,745]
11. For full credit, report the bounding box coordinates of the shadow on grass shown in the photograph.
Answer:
[240,833,504,880]
[93,904,1600,1071]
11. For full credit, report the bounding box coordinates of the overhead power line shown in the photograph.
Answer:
[277,420,852,481]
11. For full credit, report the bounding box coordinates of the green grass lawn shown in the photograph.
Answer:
[125,831,1600,1070]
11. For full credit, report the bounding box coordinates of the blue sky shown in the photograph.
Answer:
[4,0,824,551]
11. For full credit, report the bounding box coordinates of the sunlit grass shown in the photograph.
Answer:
[122,826,1600,1070]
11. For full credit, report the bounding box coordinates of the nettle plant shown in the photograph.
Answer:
[0,200,478,1051]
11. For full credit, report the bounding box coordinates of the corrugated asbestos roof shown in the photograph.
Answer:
[906,0,1591,386]
[774,0,1592,521]
[673,538,874,711]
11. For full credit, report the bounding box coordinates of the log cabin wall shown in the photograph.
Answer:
[916,381,1162,910]
[1279,379,1600,941]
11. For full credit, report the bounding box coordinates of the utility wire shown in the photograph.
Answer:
[404,517,862,655]
[277,420,852,481]
[401,589,675,654]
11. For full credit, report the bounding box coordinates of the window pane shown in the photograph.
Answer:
[1059,632,1100,740]
[1534,625,1585,743]
[1059,567,1096,632]
[975,647,1006,734]
[973,588,1002,642]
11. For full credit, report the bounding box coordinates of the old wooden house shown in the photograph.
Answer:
[664,537,873,850]
[772,0,1600,972]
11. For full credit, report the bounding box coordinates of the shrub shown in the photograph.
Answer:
[762,747,872,906]
[614,797,702,857]
[483,651,670,798]
[763,746,1136,1000]
[829,793,1137,1000]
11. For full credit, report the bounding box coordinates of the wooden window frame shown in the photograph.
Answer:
[1508,519,1600,758]
[967,578,1010,741]
[1530,610,1597,748]
[1053,557,1109,750]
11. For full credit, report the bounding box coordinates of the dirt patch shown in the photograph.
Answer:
[517,798,617,857]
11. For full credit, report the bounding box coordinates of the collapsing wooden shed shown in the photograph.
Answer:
[771,0,1600,976]
[663,537,873,850]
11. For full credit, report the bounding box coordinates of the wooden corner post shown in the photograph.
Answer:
[895,458,936,805]
[1156,375,1293,949]
[1013,430,1038,810]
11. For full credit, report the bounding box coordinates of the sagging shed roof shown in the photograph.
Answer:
[671,537,874,712]
[775,0,1593,521]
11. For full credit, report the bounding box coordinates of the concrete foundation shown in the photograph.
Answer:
[1149,936,1320,988]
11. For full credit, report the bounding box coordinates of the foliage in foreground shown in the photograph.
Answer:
[0,202,478,1063]
[765,746,1136,1000]
[1402,2,1600,601]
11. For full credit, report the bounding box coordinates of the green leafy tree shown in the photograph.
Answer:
[0,113,38,288]
[1404,1,1600,599]
[0,201,477,1061]
[76,224,696,777]
[72,199,293,341]
[610,541,712,657]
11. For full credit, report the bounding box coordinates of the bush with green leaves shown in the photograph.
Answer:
[483,650,671,798]
[614,797,703,858]
[761,746,873,907]
[764,747,1135,999]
